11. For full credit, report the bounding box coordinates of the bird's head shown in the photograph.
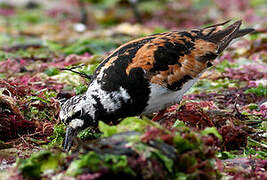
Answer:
[59,95,96,151]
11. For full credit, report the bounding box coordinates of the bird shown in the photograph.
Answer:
[59,20,254,151]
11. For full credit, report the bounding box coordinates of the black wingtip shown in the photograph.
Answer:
[213,20,255,54]
[235,28,255,38]
[207,20,242,44]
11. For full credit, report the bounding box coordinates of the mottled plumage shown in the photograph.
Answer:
[60,20,254,151]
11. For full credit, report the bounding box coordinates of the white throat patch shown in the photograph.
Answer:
[69,119,84,129]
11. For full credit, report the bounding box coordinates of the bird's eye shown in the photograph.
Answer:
[75,109,83,117]
[63,109,83,125]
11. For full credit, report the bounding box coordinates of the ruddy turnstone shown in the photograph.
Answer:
[60,20,254,151]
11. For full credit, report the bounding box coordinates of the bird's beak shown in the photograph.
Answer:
[64,126,78,151]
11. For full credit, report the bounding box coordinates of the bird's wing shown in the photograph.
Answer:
[94,20,253,92]
[124,30,218,91]
[126,20,253,91]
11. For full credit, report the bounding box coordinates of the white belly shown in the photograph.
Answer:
[141,77,199,115]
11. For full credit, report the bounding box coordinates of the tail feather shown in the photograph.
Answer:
[208,20,242,44]
[235,28,255,39]
[203,19,232,29]
[206,20,254,53]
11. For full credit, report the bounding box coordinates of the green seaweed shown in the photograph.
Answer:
[45,67,60,76]
[245,84,267,96]
[99,117,161,137]
[17,151,65,179]
[201,127,222,140]
[63,39,118,55]
[66,151,135,177]
[77,127,102,140]
[48,123,65,147]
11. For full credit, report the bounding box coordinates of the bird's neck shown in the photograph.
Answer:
[84,81,131,121]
